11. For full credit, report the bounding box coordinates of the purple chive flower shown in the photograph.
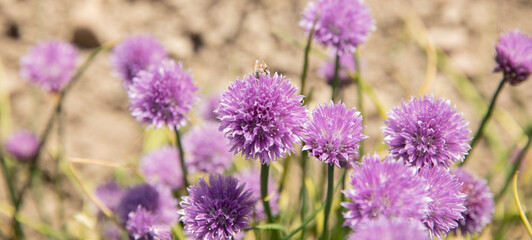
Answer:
[19,40,78,92]
[179,174,256,240]
[494,30,532,85]
[128,60,198,129]
[117,184,178,227]
[418,166,467,239]
[342,154,430,229]
[200,94,221,122]
[95,181,125,213]
[126,206,172,240]
[302,101,366,168]
[216,73,307,165]
[299,0,375,54]
[110,34,167,87]
[235,168,279,221]
[183,123,233,174]
[139,146,183,190]
[383,95,472,169]
[347,217,429,240]
[4,130,39,162]
[451,168,494,236]
[321,51,357,87]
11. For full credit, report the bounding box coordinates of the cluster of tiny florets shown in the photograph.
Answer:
[183,122,233,174]
[494,29,532,85]
[216,73,307,165]
[139,146,183,190]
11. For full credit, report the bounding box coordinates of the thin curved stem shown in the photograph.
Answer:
[300,14,318,97]
[512,171,532,238]
[461,78,506,166]
[174,127,189,188]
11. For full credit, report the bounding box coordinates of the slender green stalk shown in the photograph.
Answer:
[279,155,291,193]
[0,151,23,239]
[461,78,506,166]
[512,171,532,238]
[354,51,363,158]
[174,127,189,188]
[12,44,109,236]
[299,152,308,240]
[300,15,318,97]
[331,54,340,102]
[261,164,278,239]
[494,127,532,203]
[319,165,334,240]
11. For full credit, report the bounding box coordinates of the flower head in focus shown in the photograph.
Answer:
[110,34,167,87]
[128,60,198,129]
[302,100,366,167]
[451,168,494,236]
[347,217,429,240]
[19,40,78,92]
[216,72,307,165]
[179,174,255,240]
[4,130,39,162]
[342,154,430,229]
[300,0,375,54]
[183,122,232,174]
[418,166,467,239]
[494,30,532,85]
[383,95,471,169]
[139,146,183,190]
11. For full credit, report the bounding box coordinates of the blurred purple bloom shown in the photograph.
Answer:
[383,95,471,169]
[128,60,198,129]
[347,217,429,240]
[126,206,172,240]
[139,146,183,190]
[19,40,78,92]
[451,168,494,236]
[200,94,221,122]
[300,0,375,54]
[321,52,357,87]
[110,34,167,87]
[216,73,307,165]
[179,174,255,240]
[183,122,232,174]
[302,100,366,167]
[494,30,532,85]
[4,130,39,162]
[418,166,467,239]
[235,168,279,221]
[342,154,430,229]
[95,181,125,213]
[117,184,178,227]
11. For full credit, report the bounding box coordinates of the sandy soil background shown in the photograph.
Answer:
[0,0,531,238]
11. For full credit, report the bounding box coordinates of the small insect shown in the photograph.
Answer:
[253,58,270,78]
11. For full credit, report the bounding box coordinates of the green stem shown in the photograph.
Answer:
[13,44,109,233]
[300,15,318,97]
[0,151,23,239]
[319,165,334,240]
[261,164,278,239]
[331,54,340,102]
[461,78,506,166]
[494,127,532,203]
[354,51,363,158]
[278,155,291,193]
[299,152,308,240]
[174,127,188,188]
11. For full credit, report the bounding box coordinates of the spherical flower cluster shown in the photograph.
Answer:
[183,123,233,174]
[300,0,375,54]
[126,206,172,240]
[451,168,494,236]
[418,166,467,239]
[19,40,78,92]
[494,30,532,85]
[139,146,183,190]
[342,154,430,229]
[179,174,256,240]
[302,101,366,167]
[128,60,198,129]
[321,52,357,88]
[235,168,279,221]
[117,184,178,227]
[216,73,307,165]
[4,130,39,162]
[200,94,221,122]
[383,95,471,169]
[347,217,429,240]
[110,34,167,87]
